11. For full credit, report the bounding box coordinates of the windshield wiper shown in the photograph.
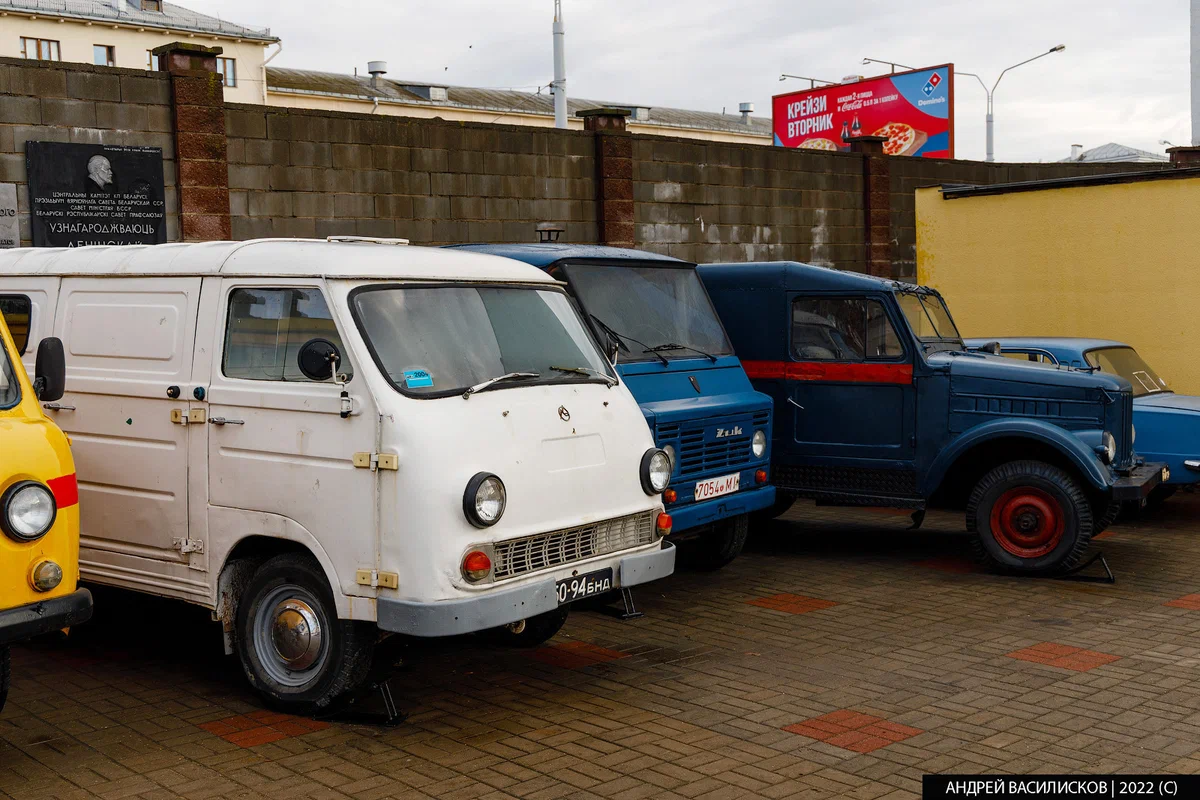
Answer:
[589,314,667,366]
[461,371,540,399]
[550,366,618,387]
[644,342,718,362]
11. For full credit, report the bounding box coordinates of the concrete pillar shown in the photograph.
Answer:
[848,134,892,278]
[152,42,231,241]
[578,108,634,248]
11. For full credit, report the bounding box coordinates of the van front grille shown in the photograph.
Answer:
[656,410,769,478]
[492,511,658,581]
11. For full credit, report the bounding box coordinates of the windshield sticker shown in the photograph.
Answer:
[403,368,434,388]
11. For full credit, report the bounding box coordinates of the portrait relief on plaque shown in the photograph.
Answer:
[25,142,167,248]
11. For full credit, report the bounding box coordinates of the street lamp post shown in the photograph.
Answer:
[958,45,1065,162]
[779,74,837,89]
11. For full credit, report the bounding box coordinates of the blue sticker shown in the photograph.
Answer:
[403,368,434,388]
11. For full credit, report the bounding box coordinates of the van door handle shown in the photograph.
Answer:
[787,397,804,410]
[208,417,244,426]
[43,403,76,411]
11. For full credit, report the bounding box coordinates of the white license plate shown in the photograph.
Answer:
[694,472,740,501]
[556,568,613,604]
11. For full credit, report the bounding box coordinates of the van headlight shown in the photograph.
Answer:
[641,449,671,494]
[662,444,676,472]
[463,473,506,528]
[2,481,57,542]
[1098,432,1116,465]
[752,430,767,458]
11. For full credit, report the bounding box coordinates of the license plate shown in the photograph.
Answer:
[694,472,740,501]
[556,568,613,604]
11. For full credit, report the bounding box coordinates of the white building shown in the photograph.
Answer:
[0,0,279,104]
[1059,142,1169,164]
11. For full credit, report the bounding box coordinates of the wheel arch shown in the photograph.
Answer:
[926,421,1110,507]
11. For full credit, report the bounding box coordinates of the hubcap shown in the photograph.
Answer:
[990,486,1065,558]
[271,599,323,670]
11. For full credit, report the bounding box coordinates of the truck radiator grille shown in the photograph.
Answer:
[657,410,769,478]
[492,510,658,581]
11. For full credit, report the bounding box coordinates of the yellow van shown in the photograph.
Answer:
[0,305,91,713]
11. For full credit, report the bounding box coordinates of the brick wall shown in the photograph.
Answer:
[224,104,598,244]
[0,56,177,246]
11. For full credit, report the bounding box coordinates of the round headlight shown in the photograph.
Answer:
[463,473,506,528]
[30,560,63,593]
[751,429,767,458]
[1100,432,1116,465]
[2,481,57,542]
[662,444,676,471]
[640,448,671,495]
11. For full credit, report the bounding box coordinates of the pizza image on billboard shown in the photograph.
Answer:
[773,64,953,158]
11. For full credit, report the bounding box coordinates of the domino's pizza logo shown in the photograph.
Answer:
[922,72,942,96]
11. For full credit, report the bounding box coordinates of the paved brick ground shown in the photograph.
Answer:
[5,494,1200,799]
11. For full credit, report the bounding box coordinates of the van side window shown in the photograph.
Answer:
[0,295,32,354]
[223,288,353,382]
[792,297,902,361]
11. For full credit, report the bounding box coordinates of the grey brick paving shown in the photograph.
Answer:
[4,496,1200,799]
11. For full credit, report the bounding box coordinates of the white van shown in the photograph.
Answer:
[0,238,675,710]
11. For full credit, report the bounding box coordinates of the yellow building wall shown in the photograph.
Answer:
[915,177,1200,394]
[0,14,269,103]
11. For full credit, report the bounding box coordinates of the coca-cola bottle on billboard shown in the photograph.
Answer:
[841,120,850,144]
[851,113,862,136]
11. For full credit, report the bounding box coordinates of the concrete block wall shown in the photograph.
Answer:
[631,137,867,270]
[225,105,598,243]
[0,55,178,246]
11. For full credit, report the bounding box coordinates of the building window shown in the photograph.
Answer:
[216,57,237,87]
[93,44,115,67]
[20,37,61,61]
[147,49,158,70]
[141,0,163,11]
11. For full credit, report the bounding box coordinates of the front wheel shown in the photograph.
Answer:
[679,515,749,571]
[966,460,1093,576]
[236,553,375,713]
[751,495,795,526]
[0,645,9,714]
[484,606,570,648]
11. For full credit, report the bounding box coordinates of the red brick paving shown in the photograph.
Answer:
[529,639,629,668]
[783,710,923,753]
[915,555,979,573]
[197,709,329,748]
[1006,641,1122,671]
[745,592,838,614]
[1164,592,1200,610]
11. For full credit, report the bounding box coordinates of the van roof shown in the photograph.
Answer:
[447,243,687,268]
[0,239,560,284]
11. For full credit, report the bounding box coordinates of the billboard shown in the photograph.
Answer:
[772,64,953,158]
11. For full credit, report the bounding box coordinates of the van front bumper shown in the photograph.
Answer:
[668,483,775,537]
[1112,462,1168,502]
[0,588,93,646]
[377,542,675,637]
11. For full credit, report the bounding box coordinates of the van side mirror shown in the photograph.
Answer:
[979,341,1002,356]
[297,338,341,382]
[34,337,66,402]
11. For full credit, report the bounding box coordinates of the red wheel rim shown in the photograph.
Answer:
[989,486,1065,558]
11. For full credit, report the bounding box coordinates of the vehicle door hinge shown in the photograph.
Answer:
[173,537,204,554]
[353,452,399,471]
[355,568,398,589]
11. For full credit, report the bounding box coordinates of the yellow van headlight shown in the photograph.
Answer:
[30,560,63,593]
[2,481,57,542]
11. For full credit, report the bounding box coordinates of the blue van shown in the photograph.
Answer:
[451,245,775,568]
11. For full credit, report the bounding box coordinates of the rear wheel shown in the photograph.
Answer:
[484,606,570,648]
[751,495,796,525]
[0,645,9,714]
[966,460,1092,575]
[236,553,374,713]
[680,515,749,570]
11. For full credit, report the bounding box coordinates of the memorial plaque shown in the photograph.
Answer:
[0,184,17,248]
[26,142,167,248]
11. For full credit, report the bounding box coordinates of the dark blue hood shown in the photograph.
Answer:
[932,351,1131,394]
[617,356,771,425]
[1136,392,1200,413]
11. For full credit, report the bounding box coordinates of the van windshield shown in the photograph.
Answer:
[561,264,733,363]
[896,291,964,353]
[351,285,615,397]
[1085,346,1169,397]
[0,333,18,409]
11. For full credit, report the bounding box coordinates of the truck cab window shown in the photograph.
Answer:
[0,296,31,354]
[223,288,353,382]
[792,297,901,361]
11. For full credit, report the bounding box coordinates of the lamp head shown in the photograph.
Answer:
[1050,44,1066,52]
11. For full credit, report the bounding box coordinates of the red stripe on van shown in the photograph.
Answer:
[47,474,78,508]
[742,360,913,385]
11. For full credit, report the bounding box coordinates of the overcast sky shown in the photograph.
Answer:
[196,0,1190,162]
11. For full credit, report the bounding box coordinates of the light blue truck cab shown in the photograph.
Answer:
[450,245,775,569]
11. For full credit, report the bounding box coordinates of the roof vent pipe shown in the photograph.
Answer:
[1070,143,1083,160]
[739,102,754,124]
[367,60,387,89]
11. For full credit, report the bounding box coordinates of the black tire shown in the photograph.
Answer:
[966,460,1092,576]
[1093,499,1121,535]
[0,645,9,714]
[751,495,796,526]
[236,553,374,713]
[484,606,570,648]
[679,515,749,571]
